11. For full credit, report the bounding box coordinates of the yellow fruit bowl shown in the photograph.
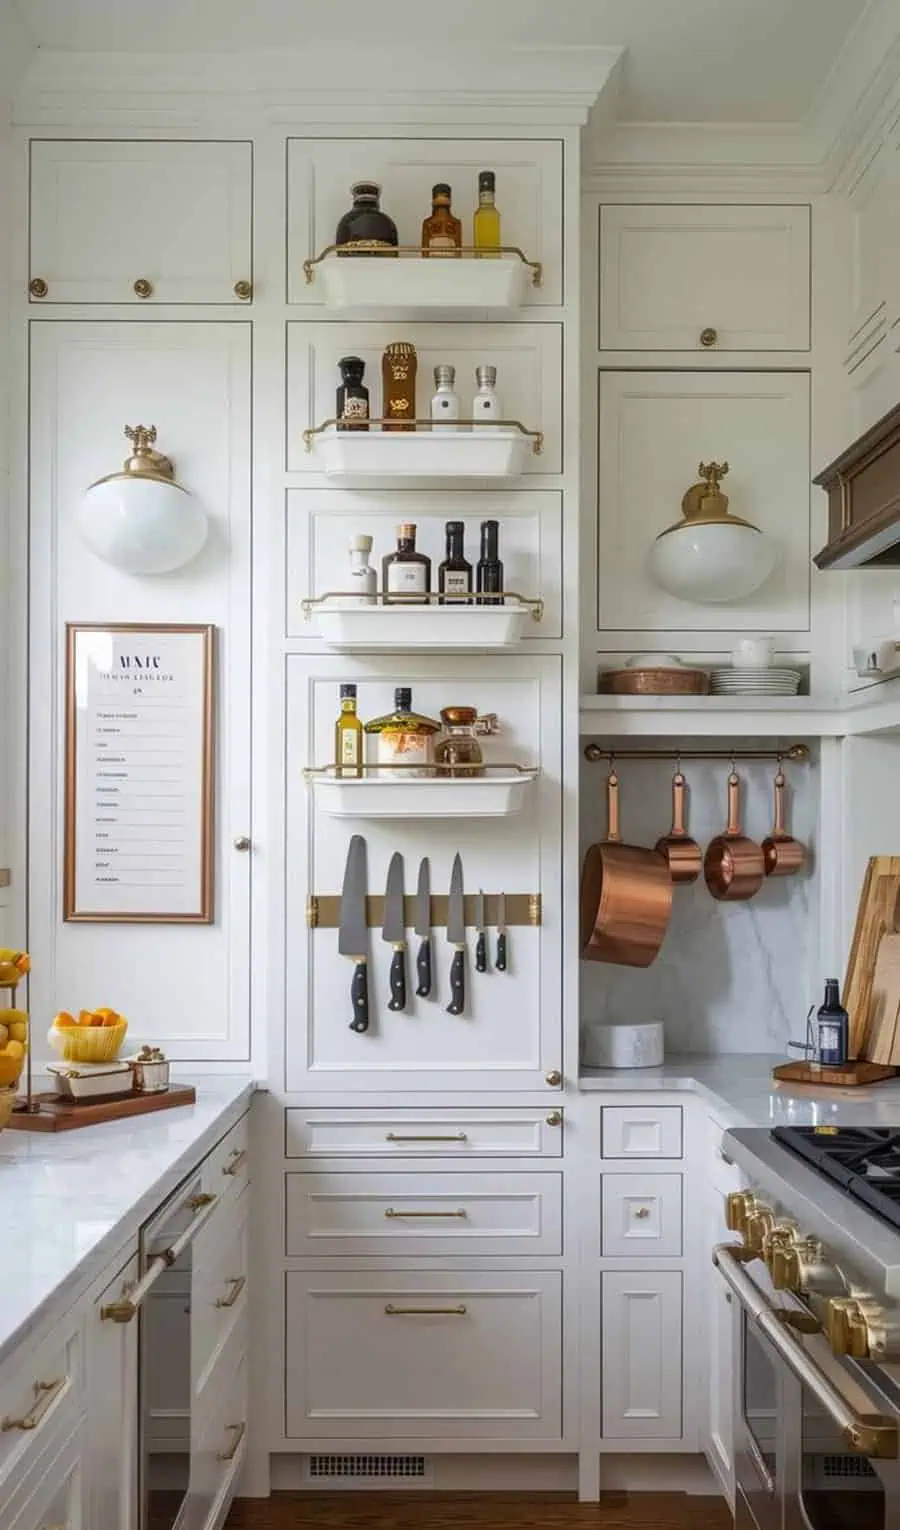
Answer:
[0,1086,17,1130]
[49,1015,128,1064]
[0,1052,23,1088]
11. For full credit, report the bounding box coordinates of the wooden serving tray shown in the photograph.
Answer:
[8,1084,196,1132]
[772,1060,897,1088]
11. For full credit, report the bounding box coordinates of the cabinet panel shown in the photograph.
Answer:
[602,1173,683,1258]
[601,1270,683,1439]
[87,1252,139,1530]
[602,1106,683,1160]
[284,653,562,1092]
[285,1107,564,1158]
[599,204,810,352]
[183,1327,247,1530]
[287,488,562,640]
[28,322,252,1060]
[285,1270,562,1440]
[0,1304,83,1496]
[596,370,811,634]
[30,139,252,305]
[704,1192,735,1501]
[285,1171,562,1256]
[288,138,563,307]
[3,1424,85,1530]
[287,321,562,476]
[193,1189,249,1401]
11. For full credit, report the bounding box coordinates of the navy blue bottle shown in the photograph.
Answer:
[815,979,849,1066]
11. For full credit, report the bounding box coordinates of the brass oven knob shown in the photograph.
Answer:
[725,1190,757,1234]
[763,1222,797,1272]
[829,1298,872,1358]
[133,277,153,299]
[746,1208,776,1254]
[771,1243,802,1293]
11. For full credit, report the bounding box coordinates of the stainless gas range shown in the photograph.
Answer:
[718,1125,900,1530]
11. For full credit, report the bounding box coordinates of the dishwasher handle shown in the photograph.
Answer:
[102,1191,220,1323]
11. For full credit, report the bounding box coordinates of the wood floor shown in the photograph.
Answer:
[225,1491,733,1529]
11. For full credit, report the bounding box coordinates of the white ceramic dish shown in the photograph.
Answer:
[47,1060,133,1100]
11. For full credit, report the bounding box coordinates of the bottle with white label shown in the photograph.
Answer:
[339,534,377,607]
[473,364,502,433]
[438,521,473,605]
[430,365,460,433]
[381,522,432,605]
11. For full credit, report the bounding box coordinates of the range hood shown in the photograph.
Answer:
[813,400,900,570]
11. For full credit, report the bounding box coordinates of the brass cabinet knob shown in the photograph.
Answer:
[233,280,253,300]
[233,836,252,852]
[545,1069,562,1088]
[725,1190,756,1234]
[633,1206,651,1219]
[133,278,153,299]
[700,326,718,347]
[29,277,48,299]
[545,1111,562,1126]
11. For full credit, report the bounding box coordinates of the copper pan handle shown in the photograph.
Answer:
[606,772,622,844]
[772,770,786,836]
[726,771,742,835]
[670,772,687,838]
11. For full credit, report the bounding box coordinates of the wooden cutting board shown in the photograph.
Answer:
[864,931,900,1063]
[844,856,900,1057]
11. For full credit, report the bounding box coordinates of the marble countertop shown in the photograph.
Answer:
[0,1076,255,1365]
[580,1054,900,1127]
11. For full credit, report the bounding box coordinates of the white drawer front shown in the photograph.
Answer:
[202,1112,251,1205]
[285,1270,562,1440]
[193,1189,250,1400]
[2,1422,84,1530]
[602,1271,683,1440]
[602,1106,682,1160]
[285,1108,563,1158]
[602,1174,683,1258]
[184,1328,247,1530]
[0,1312,83,1494]
[285,1172,562,1257]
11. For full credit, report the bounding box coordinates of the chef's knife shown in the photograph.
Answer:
[446,853,466,1016]
[382,851,407,1012]
[475,889,487,973]
[338,834,370,1033]
[414,857,432,998]
[496,890,508,972]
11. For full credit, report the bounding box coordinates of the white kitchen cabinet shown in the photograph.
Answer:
[705,1192,736,1503]
[601,1173,683,1258]
[595,369,811,635]
[0,1304,83,1498]
[3,1424,85,1530]
[285,1107,565,1158]
[87,1251,139,1530]
[183,1323,248,1530]
[602,1106,683,1159]
[284,1270,562,1441]
[193,1190,250,1401]
[287,138,563,308]
[601,1270,683,1440]
[599,204,810,351]
[29,139,253,305]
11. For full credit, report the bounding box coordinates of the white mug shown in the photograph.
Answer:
[732,636,774,669]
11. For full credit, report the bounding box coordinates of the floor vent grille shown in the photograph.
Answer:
[305,1454,431,1486]
[821,1454,878,1479]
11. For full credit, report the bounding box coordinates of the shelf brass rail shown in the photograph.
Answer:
[304,761,537,778]
[307,892,541,930]
[303,244,543,287]
[301,590,544,622]
[302,418,544,454]
[584,743,811,765]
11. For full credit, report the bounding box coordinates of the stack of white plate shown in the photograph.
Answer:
[709,666,802,696]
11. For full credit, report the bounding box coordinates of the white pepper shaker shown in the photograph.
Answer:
[430,364,460,432]
[473,364,502,432]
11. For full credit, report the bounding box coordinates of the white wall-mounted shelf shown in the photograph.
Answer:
[301,597,542,650]
[305,768,539,819]
[579,694,834,739]
[303,425,536,480]
[304,253,535,313]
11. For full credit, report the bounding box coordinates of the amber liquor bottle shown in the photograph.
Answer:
[381,342,418,432]
[421,184,462,257]
[382,523,432,604]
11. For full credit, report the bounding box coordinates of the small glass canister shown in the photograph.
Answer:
[129,1044,170,1094]
[435,706,496,777]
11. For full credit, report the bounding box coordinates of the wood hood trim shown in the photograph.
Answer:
[813,401,900,570]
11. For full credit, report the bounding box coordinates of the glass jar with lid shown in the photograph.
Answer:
[435,706,488,778]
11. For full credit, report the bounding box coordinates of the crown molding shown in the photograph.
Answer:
[582,121,825,196]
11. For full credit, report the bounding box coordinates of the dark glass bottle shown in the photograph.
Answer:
[382,523,432,604]
[815,979,849,1067]
[476,519,504,606]
[438,521,473,604]
[335,182,399,255]
[336,356,369,432]
[421,184,462,257]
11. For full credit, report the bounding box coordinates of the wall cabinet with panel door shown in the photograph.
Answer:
[29,139,253,305]
[601,1269,683,1441]
[599,204,810,353]
[844,138,900,431]
[28,321,252,1062]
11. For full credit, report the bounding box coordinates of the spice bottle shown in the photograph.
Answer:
[336,356,369,432]
[430,365,460,432]
[382,342,418,432]
[473,364,502,430]
[345,535,377,605]
[435,707,485,778]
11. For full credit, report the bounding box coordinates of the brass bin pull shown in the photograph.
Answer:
[215,1275,247,1309]
[222,1149,248,1177]
[1,1376,66,1432]
[185,1191,218,1210]
[385,1208,467,1219]
[384,1304,467,1317]
[216,1421,247,1463]
[385,1132,468,1143]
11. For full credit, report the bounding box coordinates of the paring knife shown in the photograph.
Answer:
[446,853,466,1016]
[475,889,488,973]
[496,891,508,972]
[338,834,370,1033]
[414,857,432,998]
[382,851,407,1012]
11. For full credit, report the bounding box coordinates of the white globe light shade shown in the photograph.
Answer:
[79,424,208,575]
[648,521,776,604]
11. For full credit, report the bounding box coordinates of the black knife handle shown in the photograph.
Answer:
[475,930,487,973]
[388,946,407,1012]
[416,937,432,998]
[349,960,370,1032]
[496,932,507,972]
[446,947,465,1016]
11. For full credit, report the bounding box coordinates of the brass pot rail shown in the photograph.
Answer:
[307,892,541,930]
[301,590,544,622]
[584,743,811,765]
[302,418,544,454]
[303,244,542,287]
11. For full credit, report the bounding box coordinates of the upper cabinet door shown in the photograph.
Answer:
[288,138,563,307]
[599,205,811,352]
[29,140,253,305]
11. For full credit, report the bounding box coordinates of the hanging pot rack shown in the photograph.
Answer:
[584,743,811,764]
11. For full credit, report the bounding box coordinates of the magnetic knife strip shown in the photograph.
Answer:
[307,893,541,928]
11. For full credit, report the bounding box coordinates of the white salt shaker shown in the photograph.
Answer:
[430,365,460,432]
[343,534,377,605]
[473,364,502,432]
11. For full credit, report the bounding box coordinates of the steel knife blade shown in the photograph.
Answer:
[338,834,370,1033]
[496,890,508,972]
[414,857,432,998]
[446,853,466,1016]
[382,851,407,1012]
[475,888,487,973]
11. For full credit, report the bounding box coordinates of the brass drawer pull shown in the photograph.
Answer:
[29,277,48,299]
[2,1376,66,1432]
[186,1191,217,1210]
[384,1304,467,1317]
[215,1275,247,1309]
[217,1420,246,1462]
[384,1208,467,1220]
[633,1206,651,1219]
[385,1132,467,1144]
[133,277,153,298]
[233,280,252,300]
[222,1149,248,1177]
[700,326,718,347]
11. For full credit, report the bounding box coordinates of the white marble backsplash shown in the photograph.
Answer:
[580,754,817,1055]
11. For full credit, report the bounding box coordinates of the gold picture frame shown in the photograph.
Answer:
[64,623,216,923]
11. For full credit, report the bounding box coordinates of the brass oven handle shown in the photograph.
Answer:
[222,1149,248,1177]
[102,1192,220,1321]
[1,1376,67,1432]
[713,1244,899,1458]
[216,1420,246,1462]
[385,1132,468,1143]
[215,1275,247,1309]
[384,1304,467,1316]
[385,1208,468,1219]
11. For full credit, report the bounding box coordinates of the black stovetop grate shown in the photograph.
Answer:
[771,1126,900,1230]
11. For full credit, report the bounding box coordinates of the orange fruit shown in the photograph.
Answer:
[13,953,30,976]
[0,1053,21,1086]
[54,1010,77,1028]
[101,1012,122,1028]
[77,1008,97,1027]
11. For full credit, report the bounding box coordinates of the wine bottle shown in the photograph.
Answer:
[476,519,504,606]
[438,521,473,604]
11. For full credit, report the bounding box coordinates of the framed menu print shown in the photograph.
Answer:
[64,623,215,922]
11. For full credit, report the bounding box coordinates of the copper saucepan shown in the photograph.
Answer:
[762,768,806,877]
[581,768,673,968]
[704,770,765,902]
[654,770,702,885]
